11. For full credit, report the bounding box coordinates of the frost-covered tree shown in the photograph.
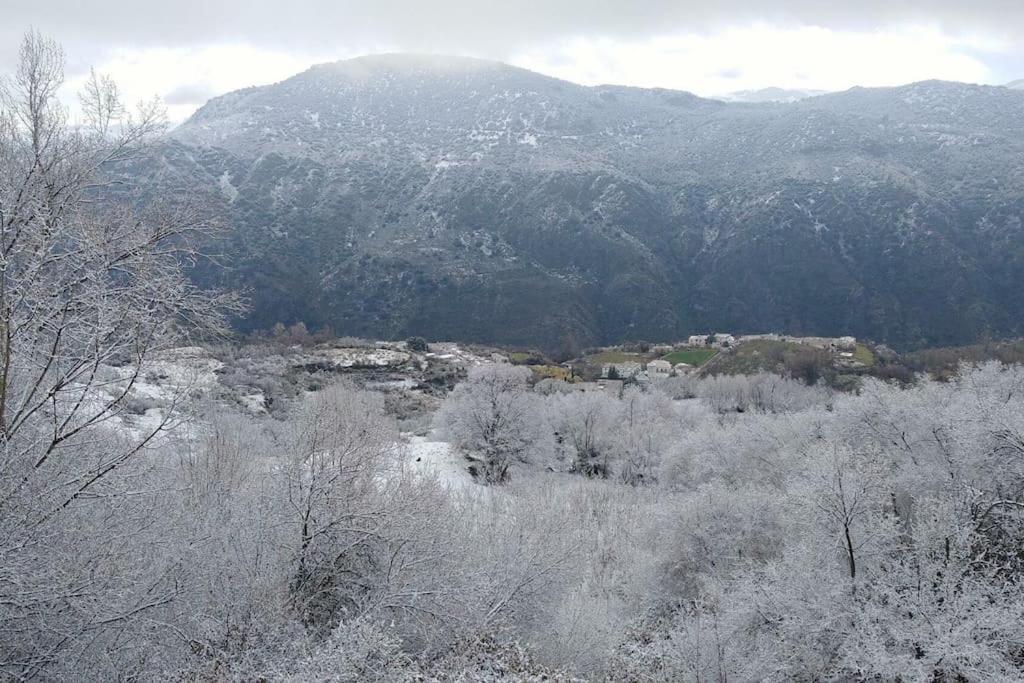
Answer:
[435,364,552,483]
[549,391,619,477]
[0,32,237,678]
[280,383,400,624]
[611,388,677,485]
[548,387,677,484]
[618,364,1024,680]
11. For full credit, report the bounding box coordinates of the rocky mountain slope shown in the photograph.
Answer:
[143,55,1024,352]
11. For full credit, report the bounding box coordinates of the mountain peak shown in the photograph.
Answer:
[289,52,583,91]
[335,52,500,68]
[174,54,602,152]
[305,52,510,78]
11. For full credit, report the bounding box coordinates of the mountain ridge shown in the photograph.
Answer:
[146,55,1024,353]
[718,86,828,103]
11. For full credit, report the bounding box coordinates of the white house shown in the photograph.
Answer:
[646,359,673,378]
[687,335,709,347]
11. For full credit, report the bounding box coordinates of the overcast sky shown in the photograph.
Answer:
[3,1,1023,122]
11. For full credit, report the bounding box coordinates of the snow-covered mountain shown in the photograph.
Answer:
[141,56,1024,352]
[718,86,828,103]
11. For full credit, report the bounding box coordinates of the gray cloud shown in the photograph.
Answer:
[3,1,1024,64]
[2,1,1022,89]
[163,82,218,105]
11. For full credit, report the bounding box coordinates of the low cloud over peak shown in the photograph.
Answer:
[2,1,1020,122]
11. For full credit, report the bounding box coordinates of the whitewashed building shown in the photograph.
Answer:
[646,359,673,378]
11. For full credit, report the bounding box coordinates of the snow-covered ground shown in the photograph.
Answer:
[403,431,475,489]
[297,346,412,368]
[77,341,503,454]
[72,347,231,441]
[423,342,497,367]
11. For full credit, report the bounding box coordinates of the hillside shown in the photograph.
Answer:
[141,55,1024,352]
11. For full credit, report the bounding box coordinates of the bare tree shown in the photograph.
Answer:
[0,31,238,679]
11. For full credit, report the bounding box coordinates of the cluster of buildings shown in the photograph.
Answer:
[574,358,692,397]
[684,332,857,352]
[553,332,862,398]
[686,333,736,348]
[732,333,857,351]
[599,359,690,382]
[590,333,861,386]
